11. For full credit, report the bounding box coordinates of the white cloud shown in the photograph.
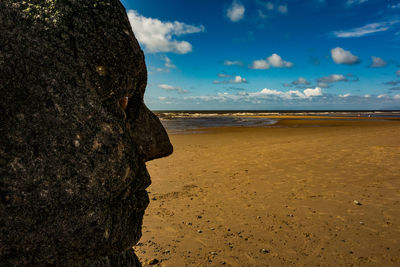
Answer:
[390,3,400,9]
[250,59,270,69]
[331,47,360,65]
[267,53,293,68]
[292,77,310,85]
[127,10,205,54]
[250,53,293,69]
[339,93,351,98]
[233,76,247,83]
[370,56,387,68]
[377,94,388,98]
[158,84,188,94]
[318,74,347,83]
[227,1,245,22]
[396,70,400,76]
[346,0,368,6]
[333,21,399,38]
[214,75,248,84]
[277,5,288,14]
[304,87,323,97]
[224,60,244,66]
[218,73,232,78]
[153,56,177,72]
[248,87,322,99]
[394,94,400,99]
[163,56,176,69]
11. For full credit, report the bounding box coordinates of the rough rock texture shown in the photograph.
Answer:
[0,0,172,265]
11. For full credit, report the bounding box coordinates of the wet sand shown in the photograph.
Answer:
[135,118,400,266]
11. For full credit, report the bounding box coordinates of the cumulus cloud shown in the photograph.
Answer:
[250,53,293,69]
[248,87,322,99]
[224,60,244,66]
[214,75,248,84]
[304,87,323,97]
[233,76,247,83]
[292,77,310,86]
[331,47,360,65]
[127,10,205,54]
[277,5,288,14]
[268,53,293,68]
[227,1,245,22]
[318,74,347,83]
[333,21,399,38]
[394,94,400,99]
[158,84,189,94]
[159,88,400,108]
[218,73,232,78]
[250,59,270,69]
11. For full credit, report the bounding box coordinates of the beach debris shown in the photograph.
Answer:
[148,258,159,265]
[261,249,270,254]
[197,230,203,233]
[353,200,362,206]
[359,221,364,225]
[163,250,170,254]
[221,261,226,265]
[197,215,202,219]
[210,251,218,256]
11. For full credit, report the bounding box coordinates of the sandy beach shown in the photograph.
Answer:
[135,118,400,266]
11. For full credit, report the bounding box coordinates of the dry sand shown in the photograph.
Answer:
[134,118,400,266]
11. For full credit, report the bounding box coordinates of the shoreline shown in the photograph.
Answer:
[164,117,400,135]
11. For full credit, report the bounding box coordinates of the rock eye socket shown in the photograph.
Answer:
[119,96,129,111]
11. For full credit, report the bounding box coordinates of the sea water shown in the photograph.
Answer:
[154,110,400,133]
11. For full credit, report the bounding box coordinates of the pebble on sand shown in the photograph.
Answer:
[353,200,362,205]
[261,249,270,254]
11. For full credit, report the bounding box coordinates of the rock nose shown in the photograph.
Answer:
[131,104,173,162]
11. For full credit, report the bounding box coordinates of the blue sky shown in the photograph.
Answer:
[121,0,400,110]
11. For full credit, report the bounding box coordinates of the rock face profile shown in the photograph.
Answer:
[0,0,172,265]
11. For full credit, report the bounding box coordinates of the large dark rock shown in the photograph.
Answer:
[0,0,172,265]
